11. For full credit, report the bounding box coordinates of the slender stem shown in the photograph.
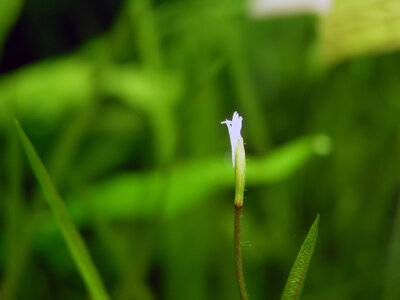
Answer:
[234,205,249,300]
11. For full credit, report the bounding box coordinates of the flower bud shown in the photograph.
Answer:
[221,112,246,207]
[234,138,246,207]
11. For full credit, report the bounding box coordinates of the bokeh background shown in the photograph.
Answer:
[1,0,400,299]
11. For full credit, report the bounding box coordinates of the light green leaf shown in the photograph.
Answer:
[62,135,330,224]
[320,0,400,64]
[0,51,182,127]
[14,120,110,300]
[281,214,319,300]
[0,58,93,125]
[247,134,331,184]
[103,66,183,111]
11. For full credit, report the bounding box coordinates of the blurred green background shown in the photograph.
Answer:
[1,0,400,299]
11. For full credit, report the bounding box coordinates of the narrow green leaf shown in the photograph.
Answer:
[14,120,110,300]
[281,214,320,300]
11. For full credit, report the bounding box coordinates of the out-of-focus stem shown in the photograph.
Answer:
[234,204,249,300]
[129,0,163,70]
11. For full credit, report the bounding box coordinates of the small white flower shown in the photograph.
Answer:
[221,112,243,168]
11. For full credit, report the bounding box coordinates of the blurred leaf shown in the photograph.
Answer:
[128,0,163,70]
[103,66,183,111]
[14,120,110,300]
[383,199,400,300]
[281,214,319,300]
[0,54,182,127]
[60,135,331,226]
[102,66,182,164]
[247,134,331,184]
[0,0,24,56]
[157,0,242,37]
[2,102,24,300]
[320,0,400,64]
[0,58,93,124]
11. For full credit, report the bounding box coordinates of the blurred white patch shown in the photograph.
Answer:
[249,0,332,17]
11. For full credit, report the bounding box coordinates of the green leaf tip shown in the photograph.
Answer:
[14,119,110,300]
[281,214,319,300]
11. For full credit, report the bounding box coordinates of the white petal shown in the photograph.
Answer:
[221,111,243,167]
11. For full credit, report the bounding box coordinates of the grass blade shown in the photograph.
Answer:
[281,214,320,300]
[14,120,110,300]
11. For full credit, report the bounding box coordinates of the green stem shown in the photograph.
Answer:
[234,205,249,300]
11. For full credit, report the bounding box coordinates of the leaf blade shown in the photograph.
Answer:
[281,214,320,300]
[14,120,110,300]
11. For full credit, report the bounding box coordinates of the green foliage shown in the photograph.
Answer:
[0,58,93,124]
[0,0,399,299]
[14,120,110,300]
[320,0,400,64]
[61,135,328,225]
[281,214,319,300]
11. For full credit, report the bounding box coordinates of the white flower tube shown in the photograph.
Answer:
[222,112,246,207]
[221,112,244,168]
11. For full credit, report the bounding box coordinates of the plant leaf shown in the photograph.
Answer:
[14,120,110,300]
[320,0,400,64]
[281,214,320,300]
[62,135,331,223]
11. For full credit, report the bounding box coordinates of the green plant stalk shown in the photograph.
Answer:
[15,120,110,300]
[234,204,249,300]
[129,0,163,70]
[231,136,248,300]
[2,103,24,300]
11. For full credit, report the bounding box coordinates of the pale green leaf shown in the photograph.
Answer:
[320,0,400,64]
